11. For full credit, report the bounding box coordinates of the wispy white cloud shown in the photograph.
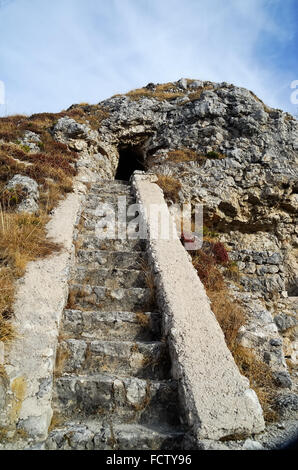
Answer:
[0,0,297,116]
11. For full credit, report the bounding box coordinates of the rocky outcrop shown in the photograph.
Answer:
[0,77,297,449]
[50,79,297,427]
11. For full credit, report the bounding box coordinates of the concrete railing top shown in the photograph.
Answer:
[132,172,265,441]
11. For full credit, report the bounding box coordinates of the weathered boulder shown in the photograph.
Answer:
[19,131,41,153]
[6,174,39,214]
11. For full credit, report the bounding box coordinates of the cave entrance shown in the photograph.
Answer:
[115,145,145,181]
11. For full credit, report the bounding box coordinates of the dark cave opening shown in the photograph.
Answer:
[115,145,145,181]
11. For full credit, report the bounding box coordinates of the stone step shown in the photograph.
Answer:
[75,234,144,252]
[85,195,136,209]
[82,207,140,219]
[61,310,161,341]
[80,210,140,234]
[77,220,146,240]
[94,179,130,187]
[76,250,146,270]
[73,267,147,288]
[89,186,132,196]
[67,284,155,312]
[53,373,180,426]
[80,216,143,232]
[56,339,170,379]
[45,421,185,450]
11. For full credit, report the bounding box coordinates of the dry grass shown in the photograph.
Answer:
[146,147,226,171]
[0,104,109,143]
[156,174,182,202]
[207,289,245,353]
[188,85,214,102]
[64,104,110,130]
[54,344,70,377]
[284,113,295,121]
[0,209,61,342]
[126,83,185,102]
[0,268,16,342]
[0,211,59,277]
[0,108,95,343]
[138,259,157,311]
[125,82,217,103]
[166,148,206,164]
[224,261,241,282]
[48,411,64,432]
[192,250,225,291]
[136,312,150,328]
[0,185,26,211]
[233,345,277,422]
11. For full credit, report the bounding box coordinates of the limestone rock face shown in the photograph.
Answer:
[52,117,118,182]
[8,78,294,441]
[50,81,297,391]
[89,79,297,408]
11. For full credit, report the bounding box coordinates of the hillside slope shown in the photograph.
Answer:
[0,78,297,448]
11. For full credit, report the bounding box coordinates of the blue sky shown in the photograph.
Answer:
[0,0,297,117]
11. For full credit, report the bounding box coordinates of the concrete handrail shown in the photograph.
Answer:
[132,172,265,441]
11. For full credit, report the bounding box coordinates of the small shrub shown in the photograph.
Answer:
[206,151,226,160]
[233,345,278,422]
[224,261,240,282]
[0,186,26,211]
[211,241,229,264]
[192,250,225,291]
[156,174,182,202]
[20,145,31,153]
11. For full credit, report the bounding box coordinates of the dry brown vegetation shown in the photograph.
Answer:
[121,81,217,103]
[190,233,277,421]
[166,148,206,164]
[156,174,182,202]
[146,147,227,170]
[125,83,185,102]
[0,104,109,143]
[188,84,214,102]
[166,148,226,164]
[0,106,106,343]
[138,259,157,311]
[0,209,61,343]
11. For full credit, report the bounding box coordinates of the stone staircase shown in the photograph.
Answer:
[45,180,187,450]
